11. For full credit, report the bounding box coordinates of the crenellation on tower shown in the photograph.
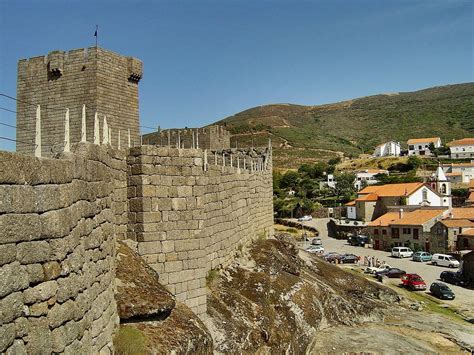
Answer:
[16,47,142,156]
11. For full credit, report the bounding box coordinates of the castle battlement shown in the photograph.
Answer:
[16,47,143,157]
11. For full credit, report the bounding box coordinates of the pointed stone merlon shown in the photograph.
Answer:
[192,131,195,149]
[64,108,70,152]
[128,129,131,148]
[102,116,109,145]
[168,131,171,147]
[81,105,87,143]
[109,128,112,147]
[204,149,208,171]
[35,105,41,157]
[94,113,100,145]
[196,130,199,149]
[230,154,233,167]
[178,131,181,149]
[222,153,226,166]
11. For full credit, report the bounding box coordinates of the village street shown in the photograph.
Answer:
[288,218,474,317]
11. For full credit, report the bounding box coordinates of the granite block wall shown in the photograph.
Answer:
[0,143,127,353]
[126,146,274,314]
[16,47,142,156]
[142,125,231,150]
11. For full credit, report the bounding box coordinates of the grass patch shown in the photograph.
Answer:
[206,269,219,286]
[114,325,147,355]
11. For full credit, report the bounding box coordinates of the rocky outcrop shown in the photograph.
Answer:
[204,234,399,353]
[115,242,213,354]
[116,242,175,320]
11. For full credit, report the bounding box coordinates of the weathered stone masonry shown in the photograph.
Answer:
[0,143,273,352]
[0,143,127,353]
[126,146,274,314]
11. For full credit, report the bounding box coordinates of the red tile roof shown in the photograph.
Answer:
[447,138,474,147]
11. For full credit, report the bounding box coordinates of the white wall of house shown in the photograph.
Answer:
[373,141,401,157]
[442,164,474,183]
[347,206,356,220]
[408,138,441,156]
[354,171,388,190]
[406,186,450,207]
[450,144,474,159]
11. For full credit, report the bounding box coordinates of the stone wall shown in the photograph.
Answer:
[0,143,127,353]
[126,146,274,314]
[17,47,142,156]
[142,125,231,150]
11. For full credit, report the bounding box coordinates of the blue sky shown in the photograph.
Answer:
[0,0,472,150]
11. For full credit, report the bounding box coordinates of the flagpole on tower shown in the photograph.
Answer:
[94,25,98,48]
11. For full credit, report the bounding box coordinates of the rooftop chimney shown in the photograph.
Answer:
[399,208,404,219]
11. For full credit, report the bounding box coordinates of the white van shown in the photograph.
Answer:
[431,254,460,268]
[391,247,413,258]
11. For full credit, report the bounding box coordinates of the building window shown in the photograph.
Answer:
[382,229,387,235]
[442,184,446,194]
[422,189,428,201]
[374,229,379,235]
[392,228,399,238]
[413,228,419,239]
[402,228,411,234]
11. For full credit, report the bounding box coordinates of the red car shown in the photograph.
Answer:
[401,273,427,291]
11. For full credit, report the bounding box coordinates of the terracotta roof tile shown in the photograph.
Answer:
[441,219,474,228]
[358,182,425,197]
[460,229,474,236]
[356,193,379,202]
[345,201,356,206]
[450,208,474,220]
[407,137,440,145]
[467,192,474,202]
[390,209,446,226]
[447,138,474,147]
[368,212,401,227]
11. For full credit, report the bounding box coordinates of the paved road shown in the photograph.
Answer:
[287,218,474,316]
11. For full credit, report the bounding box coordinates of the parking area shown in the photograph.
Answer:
[288,218,474,315]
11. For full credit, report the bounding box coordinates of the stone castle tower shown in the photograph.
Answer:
[16,47,143,156]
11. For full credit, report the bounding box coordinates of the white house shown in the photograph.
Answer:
[373,141,401,157]
[354,169,389,190]
[345,201,357,220]
[442,161,474,184]
[319,174,336,189]
[407,137,441,156]
[448,138,474,159]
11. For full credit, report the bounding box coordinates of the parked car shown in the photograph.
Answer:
[298,215,312,222]
[430,282,455,300]
[391,247,413,258]
[412,251,432,262]
[311,238,322,246]
[401,273,427,291]
[306,245,324,254]
[365,264,392,274]
[339,254,359,264]
[431,254,460,268]
[348,235,369,247]
[440,271,467,286]
[375,268,406,278]
[324,253,342,263]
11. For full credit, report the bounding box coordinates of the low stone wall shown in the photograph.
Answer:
[0,143,126,353]
[126,146,274,314]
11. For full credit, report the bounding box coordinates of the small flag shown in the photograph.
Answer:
[94,25,98,37]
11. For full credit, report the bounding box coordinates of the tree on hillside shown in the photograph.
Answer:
[279,170,299,190]
[333,172,356,202]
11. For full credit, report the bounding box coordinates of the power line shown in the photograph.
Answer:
[0,106,17,114]
[0,136,36,146]
[0,93,38,108]
[0,122,16,129]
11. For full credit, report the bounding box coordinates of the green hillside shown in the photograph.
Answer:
[215,83,474,168]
